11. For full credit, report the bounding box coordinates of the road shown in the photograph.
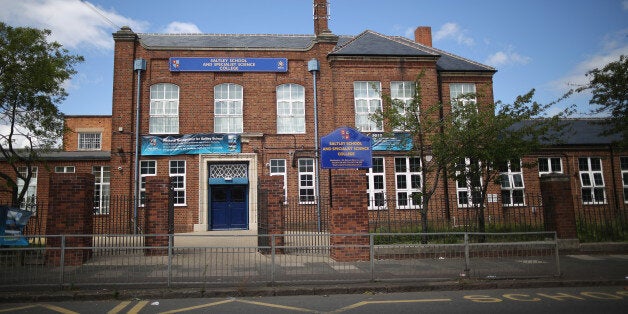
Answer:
[0,286,626,313]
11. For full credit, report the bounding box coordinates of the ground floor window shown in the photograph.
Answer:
[394,156,421,209]
[500,159,525,206]
[140,160,156,205]
[367,157,386,210]
[298,158,316,204]
[170,160,186,205]
[620,157,628,203]
[269,159,287,202]
[455,158,483,207]
[578,157,606,204]
[17,166,37,210]
[93,166,110,214]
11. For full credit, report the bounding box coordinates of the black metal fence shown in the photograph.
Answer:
[573,193,628,242]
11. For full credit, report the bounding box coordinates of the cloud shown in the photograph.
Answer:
[623,0,628,10]
[162,22,202,34]
[485,47,531,67]
[434,22,474,46]
[0,0,147,50]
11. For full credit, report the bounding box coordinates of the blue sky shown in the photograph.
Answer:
[1,0,627,117]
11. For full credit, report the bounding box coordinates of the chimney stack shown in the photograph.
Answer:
[414,26,432,47]
[313,0,331,36]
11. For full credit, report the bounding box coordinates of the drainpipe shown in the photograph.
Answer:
[308,58,322,232]
[133,59,146,234]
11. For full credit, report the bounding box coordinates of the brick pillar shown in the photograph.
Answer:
[45,173,94,266]
[144,176,173,256]
[540,173,579,248]
[258,176,285,253]
[330,169,370,261]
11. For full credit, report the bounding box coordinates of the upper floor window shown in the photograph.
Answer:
[579,157,606,204]
[78,132,102,150]
[367,157,386,210]
[214,83,243,133]
[538,157,563,176]
[150,83,179,134]
[500,159,525,206]
[354,81,382,132]
[390,81,416,131]
[450,83,476,108]
[277,84,305,134]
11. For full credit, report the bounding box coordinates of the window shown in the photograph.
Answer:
[214,83,243,133]
[139,160,157,205]
[17,167,37,210]
[150,83,179,134]
[450,83,477,109]
[621,157,628,203]
[277,84,305,134]
[579,157,606,204]
[395,157,421,209]
[455,158,482,207]
[54,166,75,173]
[78,132,102,150]
[170,160,186,206]
[269,159,287,202]
[538,157,562,176]
[366,157,386,210]
[500,160,525,206]
[390,81,416,131]
[354,81,382,132]
[93,166,110,214]
[298,158,316,203]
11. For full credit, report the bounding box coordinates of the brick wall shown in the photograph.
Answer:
[540,173,577,239]
[144,176,173,255]
[258,175,285,252]
[63,115,112,152]
[45,173,94,266]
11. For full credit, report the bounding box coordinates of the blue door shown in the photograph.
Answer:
[210,185,248,230]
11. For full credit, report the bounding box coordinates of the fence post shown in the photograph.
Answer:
[60,235,65,287]
[464,233,470,276]
[554,232,561,277]
[370,234,375,282]
[330,169,369,261]
[271,234,276,284]
[168,234,173,288]
[144,176,173,256]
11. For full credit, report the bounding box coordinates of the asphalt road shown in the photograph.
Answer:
[1,286,626,313]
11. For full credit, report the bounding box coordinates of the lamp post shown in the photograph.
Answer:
[308,58,322,232]
[133,59,146,234]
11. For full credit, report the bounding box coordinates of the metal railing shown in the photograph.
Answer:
[0,232,559,290]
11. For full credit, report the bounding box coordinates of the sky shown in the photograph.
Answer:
[1,0,627,117]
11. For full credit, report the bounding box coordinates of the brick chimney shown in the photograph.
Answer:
[414,26,432,47]
[313,0,331,36]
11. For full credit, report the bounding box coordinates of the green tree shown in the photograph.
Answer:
[432,90,572,232]
[0,22,83,207]
[576,55,627,147]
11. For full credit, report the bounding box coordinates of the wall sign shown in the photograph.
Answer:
[169,57,288,72]
[371,132,413,151]
[321,127,372,169]
[141,133,240,156]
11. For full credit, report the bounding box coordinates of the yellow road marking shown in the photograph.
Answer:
[41,304,80,314]
[236,299,317,312]
[159,299,234,314]
[127,301,149,314]
[107,301,131,314]
[332,298,452,313]
[0,305,38,312]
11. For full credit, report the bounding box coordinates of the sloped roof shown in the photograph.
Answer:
[137,30,494,73]
[513,119,622,146]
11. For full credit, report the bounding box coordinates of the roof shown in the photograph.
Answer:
[514,119,622,146]
[137,30,495,73]
[37,151,111,161]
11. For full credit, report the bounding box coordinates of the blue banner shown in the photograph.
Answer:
[371,132,413,151]
[141,134,240,156]
[169,57,288,72]
[321,127,372,169]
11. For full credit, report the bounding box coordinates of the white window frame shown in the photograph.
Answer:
[17,166,37,210]
[93,166,110,215]
[78,132,102,150]
[621,156,628,204]
[538,157,563,176]
[269,159,288,203]
[214,83,243,133]
[276,84,305,134]
[367,157,386,210]
[500,159,525,206]
[54,166,75,173]
[354,81,383,132]
[579,157,606,204]
[139,160,157,206]
[390,81,416,131]
[450,83,477,109]
[149,83,179,134]
[169,160,186,206]
[298,158,316,204]
[456,158,483,208]
[394,156,422,209]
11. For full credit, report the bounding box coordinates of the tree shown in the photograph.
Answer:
[373,73,446,237]
[0,22,83,207]
[576,55,628,147]
[432,90,573,233]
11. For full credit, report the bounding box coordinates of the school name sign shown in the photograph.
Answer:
[321,127,372,169]
[169,57,288,72]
